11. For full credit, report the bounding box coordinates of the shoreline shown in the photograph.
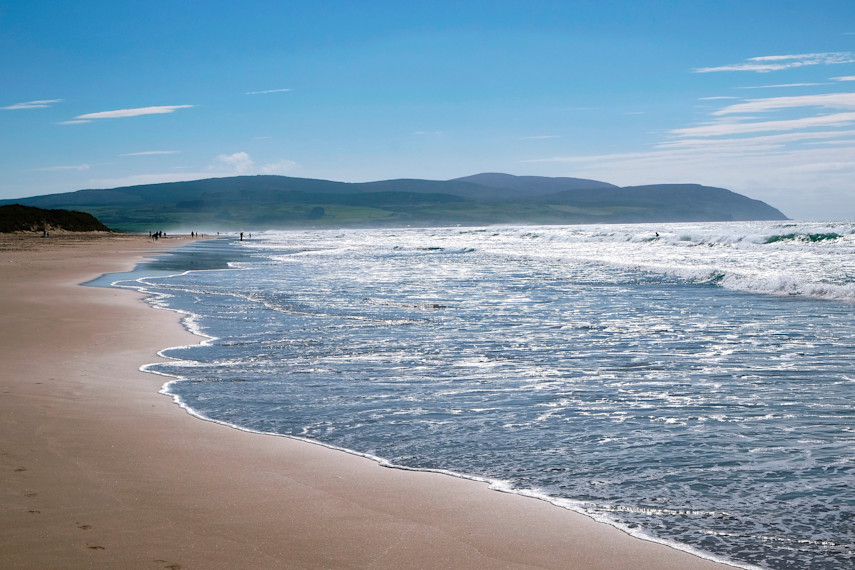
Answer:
[1,233,735,569]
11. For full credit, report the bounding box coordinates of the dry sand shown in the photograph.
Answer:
[0,233,736,569]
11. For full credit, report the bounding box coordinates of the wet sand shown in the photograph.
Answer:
[0,233,735,569]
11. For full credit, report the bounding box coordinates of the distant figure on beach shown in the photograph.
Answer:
[240,232,244,241]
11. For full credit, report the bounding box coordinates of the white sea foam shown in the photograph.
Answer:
[110,221,855,570]
[151,368,755,569]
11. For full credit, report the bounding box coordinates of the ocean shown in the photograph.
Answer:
[103,221,855,569]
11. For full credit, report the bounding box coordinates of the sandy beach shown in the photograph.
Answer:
[0,233,734,569]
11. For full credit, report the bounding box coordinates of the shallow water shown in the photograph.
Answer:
[116,222,855,569]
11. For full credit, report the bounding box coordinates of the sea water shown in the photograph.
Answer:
[111,222,855,569]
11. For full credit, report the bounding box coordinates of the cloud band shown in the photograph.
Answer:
[74,105,194,120]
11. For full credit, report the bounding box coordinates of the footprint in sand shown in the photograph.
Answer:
[78,524,92,530]
[86,544,105,551]
[14,467,26,472]
[24,492,37,498]
[154,560,182,569]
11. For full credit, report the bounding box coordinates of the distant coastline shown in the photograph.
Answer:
[0,173,787,232]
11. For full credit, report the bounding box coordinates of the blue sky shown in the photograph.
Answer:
[2,1,855,220]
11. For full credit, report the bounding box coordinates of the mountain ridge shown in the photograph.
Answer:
[0,173,788,231]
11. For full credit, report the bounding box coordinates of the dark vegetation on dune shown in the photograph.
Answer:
[0,204,112,233]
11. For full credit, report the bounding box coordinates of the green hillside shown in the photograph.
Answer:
[0,174,787,231]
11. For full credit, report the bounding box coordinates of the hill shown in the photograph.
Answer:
[0,174,787,231]
[0,204,112,233]
[453,173,618,198]
[535,184,785,223]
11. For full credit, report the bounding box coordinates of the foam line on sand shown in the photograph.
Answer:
[0,233,735,569]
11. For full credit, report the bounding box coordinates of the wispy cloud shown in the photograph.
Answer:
[803,138,855,146]
[521,135,561,140]
[657,130,855,150]
[521,50,855,219]
[3,99,63,110]
[694,52,855,73]
[120,150,179,157]
[736,83,829,89]
[73,105,194,121]
[245,88,292,95]
[530,141,855,174]
[33,163,90,172]
[671,112,855,137]
[712,93,855,115]
[525,143,855,173]
[258,159,299,174]
[212,152,254,174]
[211,152,298,175]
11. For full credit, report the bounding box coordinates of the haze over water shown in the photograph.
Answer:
[119,221,855,569]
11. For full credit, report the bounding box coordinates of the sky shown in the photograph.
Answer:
[2,1,855,220]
